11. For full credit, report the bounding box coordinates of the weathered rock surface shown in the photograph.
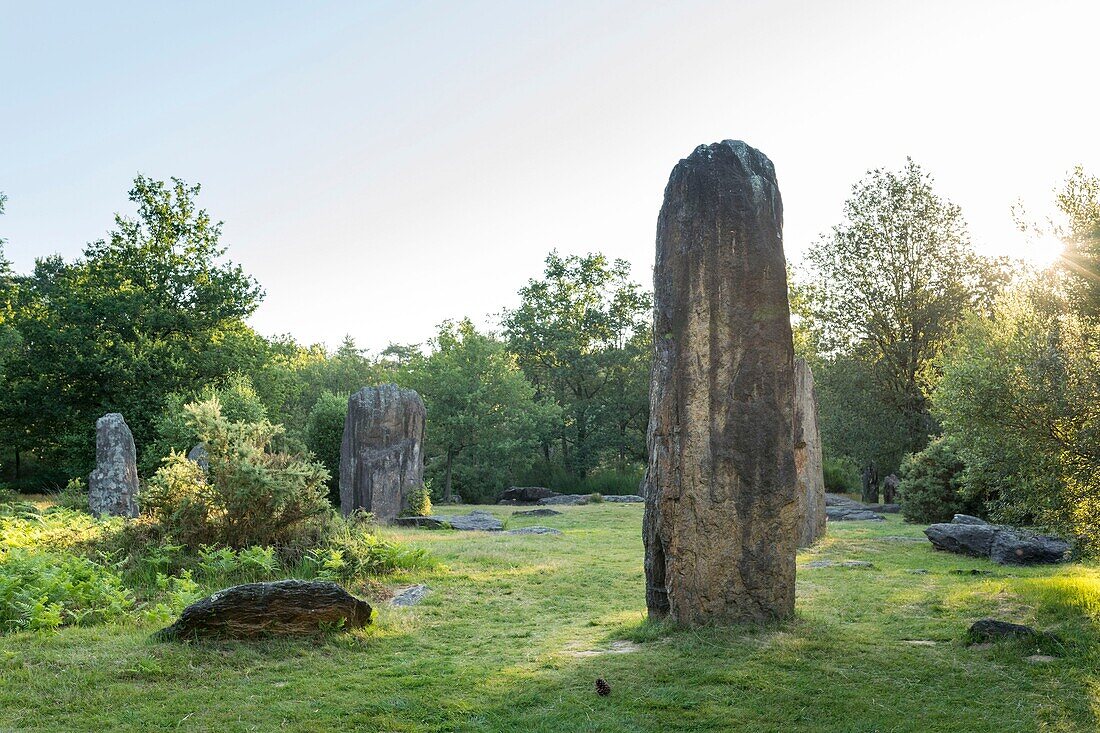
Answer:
[794,358,826,548]
[925,516,1069,565]
[603,494,645,503]
[882,473,900,504]
[339,385,426,522]
[513,508,562,517]
[505,526,563,536]
[391,584,430,607]
[155,580,371,640]
[394,510,503,531]
[825,493,864,508]
[87,413,139,518]
[967,618,1042,642]
[864,503,901,514]
[498,487,559,504]
[826,507,886,522]
[642,140,798,625]
[537,494,589,506]
[187,443,209,471]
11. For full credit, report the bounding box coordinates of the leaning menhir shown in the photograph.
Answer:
[794,357,826,547]
[88,412,140,518]
[642,140,799,625]
[339,384,426,522]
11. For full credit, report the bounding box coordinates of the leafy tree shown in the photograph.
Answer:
[410,319,557,502]
[304,390,347,505]
[1,177,265,479]
[502,251,651,480]
[801,159,1013,469]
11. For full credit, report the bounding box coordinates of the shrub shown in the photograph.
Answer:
[143,397,331,548]
[0,549,134,632]
[404,484,432,517]
[898,436,976,523]
[54,477,90,512]
[823,457,859,493]
[301,525,434,581]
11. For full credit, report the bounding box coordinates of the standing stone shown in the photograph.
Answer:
[87,413,139,518]
[339,384,425,522]
[642,140,798,625]
[794,358,826,547]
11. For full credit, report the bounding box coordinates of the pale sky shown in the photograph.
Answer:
[2,1,1098,351]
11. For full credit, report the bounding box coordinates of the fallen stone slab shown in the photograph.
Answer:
[925,522,1069,565]
[824,493,865,509]
[826,506,885,522]
[602,495,644,503]
[505,526,563,536]
[154,580,372,640]
[513,508,562,517]
[802,560,873,569]
[537,494,589,506]
[498,487,559,504]
[395,510,503,531]
[967,618,1045,643]
[391,584,430,607]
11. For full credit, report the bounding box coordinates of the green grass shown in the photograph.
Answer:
[1,506,1097,732]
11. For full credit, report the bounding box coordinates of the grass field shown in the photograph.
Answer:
[1,504,1097,732]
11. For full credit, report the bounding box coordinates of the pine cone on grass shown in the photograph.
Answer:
[595,678,611,697]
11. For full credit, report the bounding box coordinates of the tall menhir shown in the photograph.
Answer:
[642,140,799,625]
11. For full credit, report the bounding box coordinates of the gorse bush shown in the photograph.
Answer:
[404,484,432,517]
[143,397,331,548]
[898,436,977,523]
[0,549,134,632]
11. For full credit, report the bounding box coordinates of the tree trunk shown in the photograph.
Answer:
[14,450,20,481]
[443,450,453,503]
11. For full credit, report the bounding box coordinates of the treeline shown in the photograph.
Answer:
[793,161,1100,549]
[0,179,650,503]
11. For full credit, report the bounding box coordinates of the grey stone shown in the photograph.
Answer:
[505,526,563,536]
[513,508,562,517]
[802,560,872,569]
[603,494,644,503]
[154,580,371,640]
[794,358,826,548]
[825,493,864,509]
[391,584,430,607]
[882,473,900,503]
[642,140,797,625]
[339,385,426,522]
[967,618,1042,643]
[498,487,559,504]
[926,522,1069,565]
[864,503,901,514]
[537,494,589,506]
[952,514,989,525]
[394,510,503,531]
[87,413,139,518]
[187,443,209,471]
[826,507,885,522]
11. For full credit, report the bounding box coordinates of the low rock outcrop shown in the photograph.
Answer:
[498,487,559,504]
[155,580,371,640]
[395,510,504,531]
[924,515,1069,565]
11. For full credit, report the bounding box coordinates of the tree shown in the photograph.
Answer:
[502,251,651,480]
[1,176,265,479]
[410,319,557,502]
[801,159,1012,468]
[304,390,347,505]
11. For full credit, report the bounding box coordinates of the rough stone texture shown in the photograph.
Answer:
[826,507,886,522]
[187,443,209,471]
[537,494,589,506]
[925,520,1069,565]
[155,580,371,640]
[824,493,864,508]
[498,487,559,504]
[793,358,826,548]
[391,584,430,607]
[882,474,900,504]
[642,140,798,625]
[967,618,1042,642]
[87,413,140,518]
[863,503,901,514]
[394,510,503,531]
[339,385,426,522]
[514,508,563,517]
[603,494,645,503]
[505,526,563,536]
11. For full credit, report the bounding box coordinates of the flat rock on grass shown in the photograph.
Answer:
[391,584,430,607]
[395,510,503,531]
[802,560,873,569]
[567,640,641,657]
[505,526,562,536]
[155,580,372,641]
[826,507,885,522]
[967,618,1045,643]
[925,515,1070,565]
[537,494,590,506]
[513,508,562,517]
[602,495,644,503]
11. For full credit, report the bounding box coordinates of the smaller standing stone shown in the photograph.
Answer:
[794,358,826,547]
[187,443,209,472]
[88,413,139,518]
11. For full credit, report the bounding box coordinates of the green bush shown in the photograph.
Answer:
[304,391,347,506]
[300,525,434,582]
[898,436,977,523]
[0,549,134,632]
[142,397,331,548]
[823,457,859,493]
[404,484,432,517]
